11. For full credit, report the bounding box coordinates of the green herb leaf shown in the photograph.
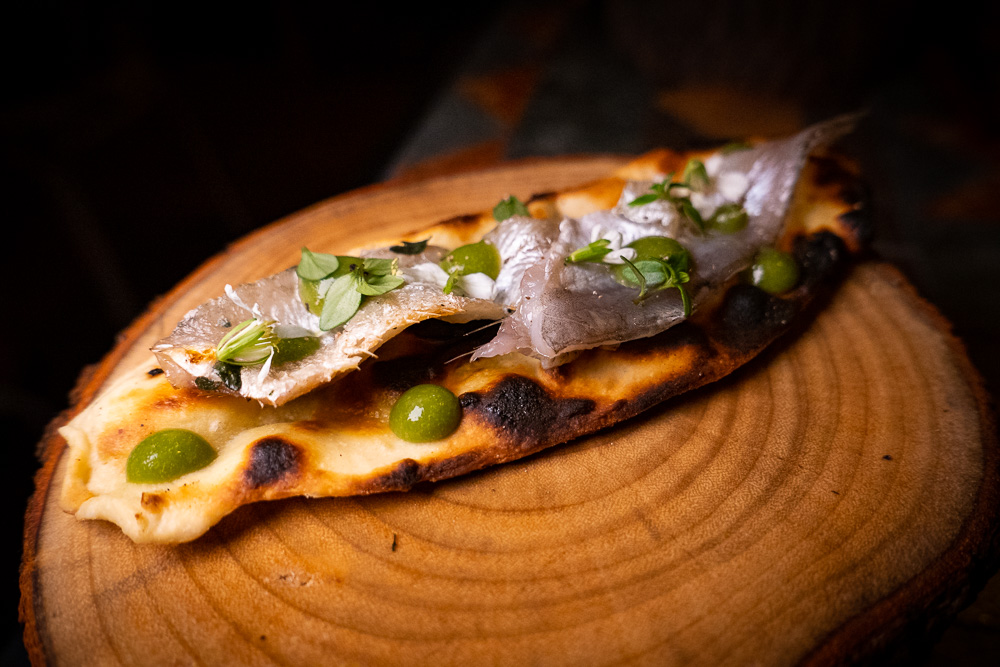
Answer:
[493,196,530,221]
[214,361,242,391]
[195,376,219,391]
[627,193,661,207]
[356,273,405,296]
[617,248,693,313]
[682,159,710,191]
[297,247,340,281]
[319,274,363,330]
[362,257,396,276]
[389,239,429,255]
[442,269,459,295]
[564,239,612,264]
[677,284,692,317]
[680,201,705,232]
[627,172,677,207]
[620,257,649,301]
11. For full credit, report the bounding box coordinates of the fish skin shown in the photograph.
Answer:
[152,265,505,406]
[472,115,859,366]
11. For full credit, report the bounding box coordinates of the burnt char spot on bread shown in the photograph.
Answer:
[461,376,595,443]
[380,458,422,490]
[716,284,796,353]
[837,207,872,248]
[795,231,848,288]
[245,438,302,489]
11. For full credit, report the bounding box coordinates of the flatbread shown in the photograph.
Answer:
[59,130,869,543]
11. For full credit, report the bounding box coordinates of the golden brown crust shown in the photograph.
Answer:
[54,148,870,543]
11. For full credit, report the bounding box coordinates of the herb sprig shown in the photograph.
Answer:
[297,248,406,330]
[389,239,429,255]
[564,238,614,264]
[564,235,693,316]
[619,257,692,315]
[628,160,711,231]
[493,195,530,221]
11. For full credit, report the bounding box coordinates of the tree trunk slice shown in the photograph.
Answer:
[21,157,999,666]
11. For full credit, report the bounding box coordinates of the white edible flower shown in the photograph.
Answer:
[256,350,274,383]
[402,262,496,300]
[717,171,750,202]
[458,272,497,300]
[224,284,264,320]
[703,153,723,177]
[689,191,716,220]
[589,227,637,265]
[402,262,450,288]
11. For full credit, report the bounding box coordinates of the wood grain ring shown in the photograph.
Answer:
[21,158,998,666]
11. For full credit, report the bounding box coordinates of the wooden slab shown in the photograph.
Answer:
[21,157,999,665]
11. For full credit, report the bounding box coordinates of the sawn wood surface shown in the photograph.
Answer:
[20,157,999,666]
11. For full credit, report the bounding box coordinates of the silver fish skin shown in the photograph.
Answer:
[484,215,560,308]
[152,263,505,407]
[472,115,858,366]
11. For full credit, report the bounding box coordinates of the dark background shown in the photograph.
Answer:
[3,1,998,664]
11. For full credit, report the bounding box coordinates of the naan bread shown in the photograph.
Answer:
[59,129,869,543]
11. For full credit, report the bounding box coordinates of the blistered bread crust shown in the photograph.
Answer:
[59,150,869,543]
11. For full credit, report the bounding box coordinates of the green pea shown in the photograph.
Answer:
[389,384,462,442]
[298,256,362,315]
[749,247,800,294]
[707,204,748,234]
[272,336,321,366]
[626,236,690,270]
[440,241,501,279]
[126,429,217,484]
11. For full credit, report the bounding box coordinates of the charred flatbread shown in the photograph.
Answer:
[59,118,869,543]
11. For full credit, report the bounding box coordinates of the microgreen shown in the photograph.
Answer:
[565,234,693,317]
[389,239,429,255]
[681,159,710,192]
[619,257,692,315]
[564,239,612,264]
[215,318,278,365]
[626,162,711,232]
[214,361,242,391]
[320,274,363,330]
[442,269,459,295]
[493,195,530,221]
[304,252,405,330]
[296,247,340,281]
[355,272,405,296]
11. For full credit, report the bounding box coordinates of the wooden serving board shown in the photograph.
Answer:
[21,157,999,665]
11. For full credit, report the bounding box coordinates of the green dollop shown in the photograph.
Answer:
[749,247,800,294]
[707,203,748,234]
[126,429,217,484]
[440,241,501,279]
[625,236,691,269]
[389,384,462,443]
[272,336,321,366]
